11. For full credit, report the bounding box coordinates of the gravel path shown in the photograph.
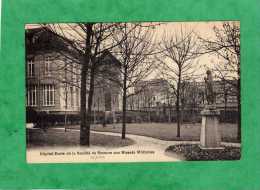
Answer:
[91,130,199,161]
[26,128,240,163]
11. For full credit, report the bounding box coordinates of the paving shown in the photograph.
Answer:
[26,127,241,163]
[90,130,241,160]
[91,130,199,161]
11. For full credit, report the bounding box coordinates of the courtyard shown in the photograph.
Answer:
[27,122,241,162]
[65,122,239,143]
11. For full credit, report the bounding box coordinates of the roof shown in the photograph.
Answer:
[137,78,170,87]
[25,28,121,67]
[25,27,79,59]
[98,49,121,67]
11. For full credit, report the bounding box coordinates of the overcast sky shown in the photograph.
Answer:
[150,21,226,80]
[26,21,239,81]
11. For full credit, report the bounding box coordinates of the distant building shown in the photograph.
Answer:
[195,80,238,110]
[127,78,174,111]
[126,78,238,123]
[91,51,122,113]
[127,77,238,111]
[25,28,121,118]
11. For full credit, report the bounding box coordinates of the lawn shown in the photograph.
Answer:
[63,122,239,143]
[27,128,135,148]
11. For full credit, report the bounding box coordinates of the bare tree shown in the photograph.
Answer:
[157,28,201,137]
[180,80,204,123]
[200,21,240,141]
[112,23,156,139]
[43,23,122,146]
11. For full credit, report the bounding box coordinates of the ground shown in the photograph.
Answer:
[27,128,134,148]
[63,122,239,143]
[26,123,241,162]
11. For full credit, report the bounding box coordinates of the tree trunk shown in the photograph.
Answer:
[80,23,93,146]
[176,73,181,137]
[85,59,96,144]
[122,67,127,139]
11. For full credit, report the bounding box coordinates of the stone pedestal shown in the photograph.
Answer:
[200,105,222,149]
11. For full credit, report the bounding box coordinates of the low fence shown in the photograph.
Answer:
[26,107,239,128]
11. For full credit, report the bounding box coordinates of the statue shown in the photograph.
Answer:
[204,70,215,105]
[200,70,222,149]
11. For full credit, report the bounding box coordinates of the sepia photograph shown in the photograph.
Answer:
[25,21,241,163]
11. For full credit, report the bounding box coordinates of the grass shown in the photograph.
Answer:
[27,128,135,148]
[85,122,239,143]
[165,144,241,161]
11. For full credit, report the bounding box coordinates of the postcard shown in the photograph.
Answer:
[25,21,241,163]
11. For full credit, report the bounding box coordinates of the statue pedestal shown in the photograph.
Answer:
[200,105,223,149]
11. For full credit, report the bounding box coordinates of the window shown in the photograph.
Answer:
[76,88,80,107]
[70,86,74,107]
[44,56,51,75]
[70,64,74,80]
[27,58,35,77]
[43,84,55,106]
[27,85,37,106]
[63,86,69,109]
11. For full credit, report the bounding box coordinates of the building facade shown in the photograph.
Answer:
[195,80,238,110]
[127,78,174,111]
[25,28,121,120]
[126,78,238,123]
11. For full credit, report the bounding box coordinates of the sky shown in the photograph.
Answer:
[25,21,239,82]
[150,21,226,80]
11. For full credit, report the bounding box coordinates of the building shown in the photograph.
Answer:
[127,78,174,111]
[195,79,238,110]
[25,28,122,123]
[126,78,238,123]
